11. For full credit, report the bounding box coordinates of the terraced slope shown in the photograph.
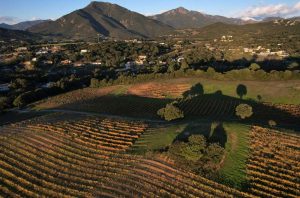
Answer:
[0,113,253,197]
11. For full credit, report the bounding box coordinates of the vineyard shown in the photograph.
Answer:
[0,113,255,197]
[178,95,241,120]
[247,126,300,198]
[128,82,191,98]
[177,95,300,125]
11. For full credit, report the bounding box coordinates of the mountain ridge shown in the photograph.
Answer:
[150,7,250,29]
[29,1,174,40]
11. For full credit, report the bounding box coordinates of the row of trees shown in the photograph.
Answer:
[90,67,300,89]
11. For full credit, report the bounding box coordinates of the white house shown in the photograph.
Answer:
[91,61,102,65]
[177,57,185,63]
[80,49,88,54]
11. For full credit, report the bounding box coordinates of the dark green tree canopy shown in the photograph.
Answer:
[157,103,184,121]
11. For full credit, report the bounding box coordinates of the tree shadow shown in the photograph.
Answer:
[172,122,227,148]
[46,85,300,130]
[172,122,212,143]
[209,122,227,147]
[236,84,247,99]
[178,89,300,131]
[52,94,173,119]
[183,83,204,98]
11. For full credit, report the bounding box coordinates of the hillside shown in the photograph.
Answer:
[150,7,248,29]
[0,27,40,41]
[0,20,50,31]
[196,19,300,37]
[175,19,300,49]
[29,1,174,40]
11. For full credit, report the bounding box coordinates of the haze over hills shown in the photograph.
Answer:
[0,20,50,31]
[29,1,174,40]
[150,7,253,29]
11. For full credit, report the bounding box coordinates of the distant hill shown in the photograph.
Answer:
[183,19,300,42]
[29,1,174,40]
[0,20,50,31]
[0,27,40,41]
[150,7,250,29]
[262,17,283,22]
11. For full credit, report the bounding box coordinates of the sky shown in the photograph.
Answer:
[0,0,300,24]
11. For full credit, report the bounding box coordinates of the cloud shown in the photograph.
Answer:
[0,16,20,25]
[239,1,300,20]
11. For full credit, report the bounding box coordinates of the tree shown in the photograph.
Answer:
[288,62,299,70]
[235,104,253,119]
[167,62,178,73]
[179,135,207,162]
[206,67,216,77]
[180,60,189,71]
[236,84,247,99]
[11,78,30,90]
[153,65,162,73]
[204,143,225,163]
[90,78,99,88]
[13,95,26,108]
[249,63,261,71]
[0,97,10,113]
[157,103,184,121]
[268,120,277,128]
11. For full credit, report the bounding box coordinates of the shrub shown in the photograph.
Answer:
[157,103,184,121]
[235,104,253,119]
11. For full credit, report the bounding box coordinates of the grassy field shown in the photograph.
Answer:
[219,123,250,189]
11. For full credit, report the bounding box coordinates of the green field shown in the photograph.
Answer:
[219,123,250,189]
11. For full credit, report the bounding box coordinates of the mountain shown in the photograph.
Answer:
[150,7,247,29]
[0,27,40,41]
[29,1,174,40]
[0,20,50,30]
